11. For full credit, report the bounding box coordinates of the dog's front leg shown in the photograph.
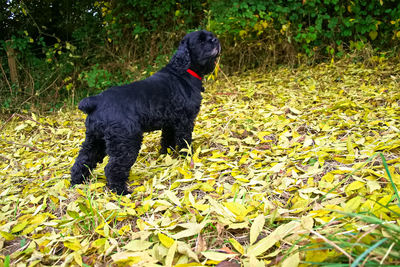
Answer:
[160,126,176,154]
[175,122,194,156]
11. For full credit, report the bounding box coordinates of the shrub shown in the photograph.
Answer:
[208,0,400,68]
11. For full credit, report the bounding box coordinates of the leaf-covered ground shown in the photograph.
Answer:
[1,60,400,266]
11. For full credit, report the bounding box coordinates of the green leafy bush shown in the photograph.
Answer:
[208,0,400,64]
[79,64,114,91]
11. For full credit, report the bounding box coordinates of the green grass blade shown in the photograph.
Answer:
[4,255,10,267]
[350,237,388,267]
[379,153,400,208]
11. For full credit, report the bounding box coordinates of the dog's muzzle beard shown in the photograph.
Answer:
[213,42,221,57]
[199,43,221,72]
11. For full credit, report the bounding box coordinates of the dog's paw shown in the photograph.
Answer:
[160,147,175,155]
[116,189,132,196]
[108,184,131,196]
[70,180,83,187]
[178,148,193,158]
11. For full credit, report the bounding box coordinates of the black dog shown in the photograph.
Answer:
[71,30,220,195]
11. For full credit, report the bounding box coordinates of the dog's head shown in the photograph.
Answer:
[170,30,221,76]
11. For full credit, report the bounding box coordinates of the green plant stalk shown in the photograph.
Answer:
[86,189,97,232]
[379,153,400,209]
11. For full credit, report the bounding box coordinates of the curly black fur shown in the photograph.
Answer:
[71,30,220,195]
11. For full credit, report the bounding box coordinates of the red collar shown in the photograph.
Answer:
[186,69,202,80]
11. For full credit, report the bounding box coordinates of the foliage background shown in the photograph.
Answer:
[1,0,400,112]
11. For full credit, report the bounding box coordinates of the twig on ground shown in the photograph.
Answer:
[15,113,48,127]
[310,230,355,262]
[3,139,48,154]
[0,113,16,132]
[380,242,395,264]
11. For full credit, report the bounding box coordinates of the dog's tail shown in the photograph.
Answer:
[78,96,98,114]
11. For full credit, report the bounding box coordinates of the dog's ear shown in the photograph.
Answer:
[169,37,191,72]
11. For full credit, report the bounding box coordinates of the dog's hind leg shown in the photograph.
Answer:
[71,134,106,186]
[160,126,176,154]
[104,133,143,195]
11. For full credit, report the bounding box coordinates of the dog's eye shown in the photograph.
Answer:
[198,34,207,44]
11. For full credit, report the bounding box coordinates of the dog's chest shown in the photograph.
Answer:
[178,89,202,116]
[139,92,201,132]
